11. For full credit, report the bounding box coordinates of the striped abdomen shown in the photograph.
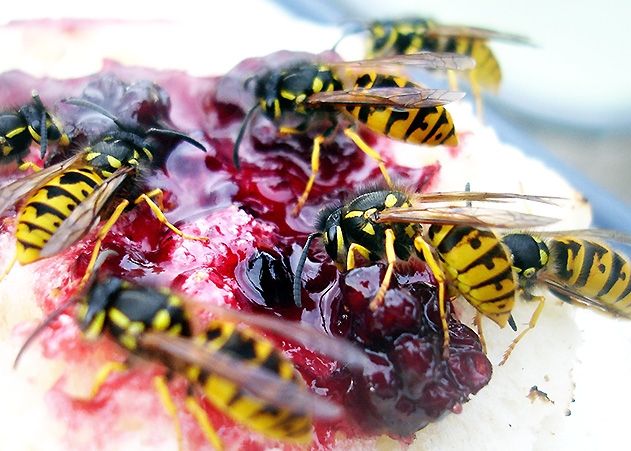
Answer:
[547,238,631,317]
[368,22,501,91]
[427,225,516,326]
[183,321,311,443]
[344,72,457,146]
[15,165,106,264]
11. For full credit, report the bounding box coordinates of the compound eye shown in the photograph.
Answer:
[523,267,536,278]
[323,225,339,259]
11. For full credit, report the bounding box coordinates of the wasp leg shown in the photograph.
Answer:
[278,126,303,135]
[185,395,224,451]
[78,199,130,288]
[86,361,128,399]
[469,72,484,121]
[154,375,186,451]
[499,295,545,365]
[447,70,459,92]
[135,191,209,242]
[369,228,397,311]
[0,253,17,284]
[414,235,450,358]
[17,162,42,172]
[343,128,392,187]
[473,312,487,354]
[142,188,165,210]
[292,135,325,216]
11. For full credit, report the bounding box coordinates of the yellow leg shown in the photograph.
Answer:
[343,128,392,187]
[78,199,130,289]
[142,188,164,210]
[500,295,545,366]
[0,253,17,283]
[87,361,128,399]
[18,161,42,172]
[469,72,484,121]
[474,312,487,354]
[369,228,396,311]
[278,126,302,135]
[154,375,185,451]
[135,192,209,242]
[185,396,224,451]
[292,135,325,216]
[414,235,450,358]
[447,70,459,91]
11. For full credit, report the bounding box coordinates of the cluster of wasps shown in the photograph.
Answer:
[1,15,631,451]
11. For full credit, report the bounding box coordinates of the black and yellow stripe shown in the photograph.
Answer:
[15,165,107,264]
[548,238,631,316]
[427,224,516,326]
[367,19,501,91]
[344,72,458,146]
[188,321,311,442]
[80,278,312,444]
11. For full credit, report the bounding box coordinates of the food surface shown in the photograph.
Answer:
[1,17,629,451]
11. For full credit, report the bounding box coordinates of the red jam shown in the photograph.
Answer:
[2,52,491,449]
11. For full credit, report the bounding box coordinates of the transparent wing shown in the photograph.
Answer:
[329,52,476,72]
[411,191,567,205]
[377,192,567,227]
[0,153,85,215]
[426,25,532,45]
[39,168,132,258]
[531,229,631,247]
[306,87,465,109]
[191,303,370,369]
[541,278,630,318]
[139,332,343,420]
[377,205,560,228]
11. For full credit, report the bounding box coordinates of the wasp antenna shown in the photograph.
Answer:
[13,296,77,369]
[39,110,48,159]
[293,232,320,308]
[62,98,121,125]
[233,104,260,170]
[13,249,118,369]
[332,20,366,51]
[145,128,207,152]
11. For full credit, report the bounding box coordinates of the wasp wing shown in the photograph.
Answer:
[139,332,343,420]
[531,229,631,247]
[541,278,631,319]
[0,153,85,215]
[306,87,465,109]
[330,52,476,72]
[411,191,567,206]
[426,25,533,45]
[378,205,560,228]
[195,303,369,368]
[39,168,132,258]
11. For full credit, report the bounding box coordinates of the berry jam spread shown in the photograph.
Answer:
[1,52,491,449]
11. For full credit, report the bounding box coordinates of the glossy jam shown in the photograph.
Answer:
[1,52,487,449]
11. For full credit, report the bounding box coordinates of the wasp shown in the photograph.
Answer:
[498,229,631,363]
[0,97,207,286]
[339,18,531,117]
[293,188,562,358]
[233,53,473,214]
[15,276,368,449]
[0,90,70,169]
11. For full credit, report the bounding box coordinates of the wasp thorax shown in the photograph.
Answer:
[503,233,549,278]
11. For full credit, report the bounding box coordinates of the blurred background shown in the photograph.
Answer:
[2,0,630,214]
[274,0,631,209]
